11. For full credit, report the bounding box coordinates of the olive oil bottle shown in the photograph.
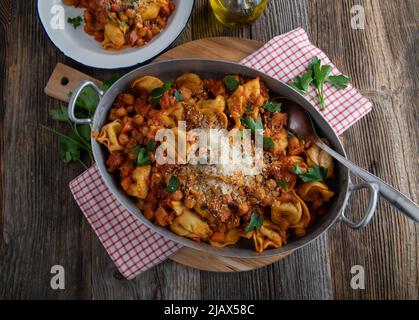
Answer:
[210,0,268,28]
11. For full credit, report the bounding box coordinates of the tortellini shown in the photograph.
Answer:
[297,182,335,208]
[196,96,228,128]
[131,76,164,93]
[271,129,289,155]
[306,144,334,178]
[227,86,246,128]
[139,3,161,20]
[252,219,285,253]
[175,73,204,94]
[170,209,212,239]
[123,165,151,199]
[161,103,185,128]
[103,23,127,50]
[271,191,310,231]
[95,120,124,152]
[209,229,241,247]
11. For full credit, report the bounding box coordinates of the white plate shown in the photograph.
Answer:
[37,0,194,69]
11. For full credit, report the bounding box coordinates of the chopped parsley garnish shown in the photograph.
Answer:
[150,80,172,106]
[263,137,274,151]
[136,148,151,166]
[241,117,263,134]
[245,212,264,233]
[174,90,184,102]
[263,101,282,113]
[223,75,240,91]
[67,16,83,29]
[290,164,328,182]
[278,179,289,189]
[200,204,208,211]
[166,176,180,194]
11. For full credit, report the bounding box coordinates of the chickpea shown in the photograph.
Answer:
[136,38,145,47]
[133,114,144,126]
[254,187,266,200]
[122,93,135,105]
[118,133,129,145]
[138,27,147,37]
[125,8,136,19]
[122,120,134,133]
[238,203,249,215]
[115,107,127,117]
[118,12,129,22]
[184,196,196,209]
[171,190,183,201]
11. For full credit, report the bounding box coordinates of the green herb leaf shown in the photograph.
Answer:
[290,164,328,182]
[146,140,155,151]
[101,74,120,90]
[278,179,289,189]
[245,212,264,233]
[241,117,263,134]
[166,176,180,194]
[150,80,172,106]
[289,70,313,94]
[130,145,143,154]
[263,101,282,113]
[174,90,184,102]
[60,132,82,163]
[77,124,91,143]
[223,75,240,91]
[200,204,208,211]
[50,108,69,122]
[67,16,83,29]
[326,75,350,89]
[137,148,151,166]
[287,130,295,138]
[263,137,274,151]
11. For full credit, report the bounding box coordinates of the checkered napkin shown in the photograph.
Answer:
[69,28,372,279]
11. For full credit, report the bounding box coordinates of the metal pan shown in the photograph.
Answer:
[68,59,379,258]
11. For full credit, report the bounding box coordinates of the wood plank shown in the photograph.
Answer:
[0,0,92,299]
[308,0,418,299]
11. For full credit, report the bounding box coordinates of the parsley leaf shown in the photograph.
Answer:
[200,204,208,211]
[68,16,83,29]
[43,74,120,168]
[130,145,143,154]
[263,137,274,151]
[290,164,328,182]
[326,75,350,89]
[50,108,69,122]
[289,70,313,94]
[278,179,289,189]
[174,90,184,102]
[241,117,263,133]
[137,148,151,166]
[146,140,156,151]
[223,75,240,91]
[166,176,180,194]
[245,212,264,233]
[150,80,172,106]
[263,101,282,113]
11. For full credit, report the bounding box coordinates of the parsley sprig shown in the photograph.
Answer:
[41,74,120,169]
[245,212,264,233]
[67,16,83,29]
[166,176,180,194]
[223,75,240,91]
[290,164,328,183]
[150,80,172,106]
[289,57,350,111]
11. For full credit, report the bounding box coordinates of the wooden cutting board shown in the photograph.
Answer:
[45,37,290,272]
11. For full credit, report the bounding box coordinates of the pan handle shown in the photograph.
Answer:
[68,80,104,125]
[341,182,380,229]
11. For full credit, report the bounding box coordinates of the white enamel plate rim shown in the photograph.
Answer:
[37,0,194,69]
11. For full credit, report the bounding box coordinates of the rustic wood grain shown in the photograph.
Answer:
[308,0,418,299]
[0,0,417,300]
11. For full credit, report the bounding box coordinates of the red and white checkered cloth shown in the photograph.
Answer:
[70,28,373,279]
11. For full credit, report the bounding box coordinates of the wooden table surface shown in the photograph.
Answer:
[0,0,417,300]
